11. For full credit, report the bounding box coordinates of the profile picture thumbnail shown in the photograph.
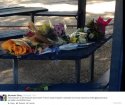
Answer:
[0,94,7,101]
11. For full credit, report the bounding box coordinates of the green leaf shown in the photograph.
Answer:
[43,86,48,91]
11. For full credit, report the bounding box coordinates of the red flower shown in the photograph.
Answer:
[96,16,112,33]
[25,87,31,91]
[26,31,35,37]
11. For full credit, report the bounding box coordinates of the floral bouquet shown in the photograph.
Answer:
[0,16,112,56]
[70,16,112,42]
[86,16,112,41]
[0,22,70,56]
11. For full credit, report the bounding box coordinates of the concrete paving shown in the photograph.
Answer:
[0,0,115,26]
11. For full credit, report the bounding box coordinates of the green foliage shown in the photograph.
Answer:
[86,19,105,41]
[44,28,58,41]
[77,28,84,32]
[38,24,58,41]
[86,19,95,29]
[38,24,52,36]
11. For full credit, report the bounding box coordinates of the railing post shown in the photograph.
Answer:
[77,0,86,28]
[31,13,35,23]
[109,0,123,91]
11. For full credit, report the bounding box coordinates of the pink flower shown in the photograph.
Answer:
[53,23,65,36]
[96,16,112,33]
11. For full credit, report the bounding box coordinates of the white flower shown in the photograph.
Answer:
[78,38,87,44]
[78,35,87,43]
[78,32,87,38]
[84,27,89,33]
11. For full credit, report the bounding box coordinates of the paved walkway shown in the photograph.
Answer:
[0,0,115,26]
